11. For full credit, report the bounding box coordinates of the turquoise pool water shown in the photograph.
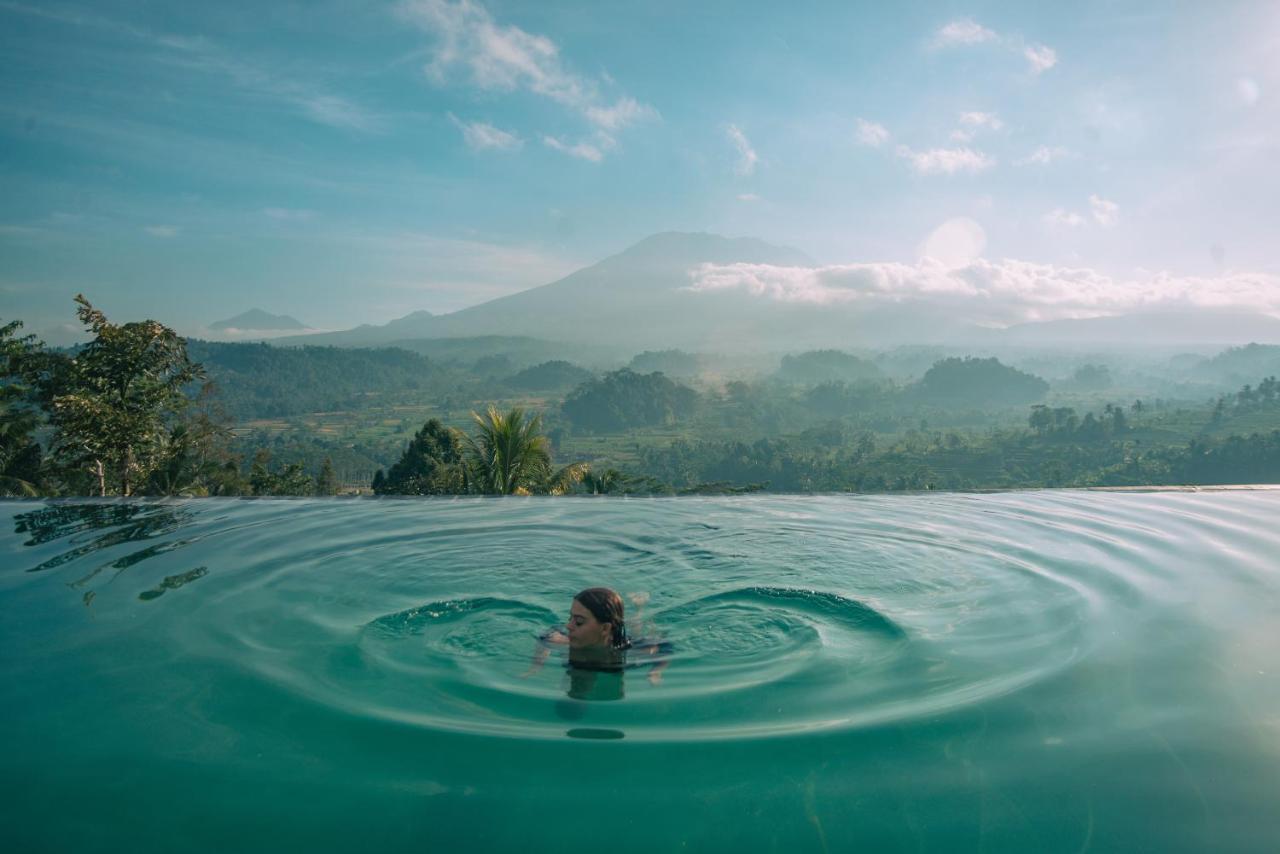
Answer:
[2,491,1278,852]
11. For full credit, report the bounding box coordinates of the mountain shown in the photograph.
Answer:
[210,309,307,331]
[280,232,828,351]
[276,233,1280,354]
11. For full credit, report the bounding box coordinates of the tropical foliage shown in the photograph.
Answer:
[45,296,204,496]
[777,350,885,385]
[462,406,586,495]
[374,418,465,495]
[915,357,1049,406]
[561,369,698,432]
[504,360,594,391]
[1,319,45,495]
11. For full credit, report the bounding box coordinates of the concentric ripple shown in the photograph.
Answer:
[6,491,1277,743]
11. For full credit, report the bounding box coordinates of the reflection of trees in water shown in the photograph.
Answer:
[15,502,191,547]
[138,566,207,601]
[13,502,200,599]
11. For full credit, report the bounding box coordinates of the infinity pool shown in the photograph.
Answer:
[2,491,1278,852]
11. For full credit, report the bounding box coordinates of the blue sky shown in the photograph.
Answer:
[1,0,1277,340]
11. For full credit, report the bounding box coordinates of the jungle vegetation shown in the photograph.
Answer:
[4,301,1280,497]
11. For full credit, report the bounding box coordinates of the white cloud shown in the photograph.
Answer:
[1015,145,1070,166]
[896,145,994,175]
[144,225,179,238]
[262,208,316,221]
[450,114,522,151]
[542,135,603,162]
[959,111,1003,130]
[931,18,1057,77]
[1023,43,1058,74]
[950,112,1002,143]
[585,96,659,132]
[933,19,997,47]
[686,259,1280,324]
[1089,194,1119,226]
[402,0,657,143]
[737,193,761,202]
[299,95,382,132]
[1043,208,1085,228]
[855,118,890,147]
[726,124,759,176]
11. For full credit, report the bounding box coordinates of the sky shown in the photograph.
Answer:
[1,0,1277,341]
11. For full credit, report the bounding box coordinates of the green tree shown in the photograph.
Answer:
[249,448,274,495]
[561,369,698,432]
[916,357,1048,407]
[377,418,465,495]
[1,319,45,495]
[463,406,586,495]
[143,383,242,496]
[316,457,338,496]
[45,296,203,496]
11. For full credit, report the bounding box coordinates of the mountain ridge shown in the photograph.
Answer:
[210,308,307,331]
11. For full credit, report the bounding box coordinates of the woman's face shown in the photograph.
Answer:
[567,599,611,649]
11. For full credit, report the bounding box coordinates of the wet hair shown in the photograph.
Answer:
[574,587,630,649]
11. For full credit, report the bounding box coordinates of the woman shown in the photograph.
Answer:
[526,587,670,686]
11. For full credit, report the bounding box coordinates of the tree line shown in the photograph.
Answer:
[6,299,1279,497]
[2,301,349,497]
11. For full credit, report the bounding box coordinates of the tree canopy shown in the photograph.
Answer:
[778,350,885,385]
[561,369,698,432]
[915,357,1048,407]
[375,418,465,495]
[628,349,700,377]
[504,360,594,391]
[1,319,45,495]
[45,296,204,495]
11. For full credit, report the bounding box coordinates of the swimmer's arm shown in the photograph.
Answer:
[521,629,567,677]
[644,640,672,685]
[647,656,670,685]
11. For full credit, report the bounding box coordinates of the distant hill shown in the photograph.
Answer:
[777,350,886,385]
[384,335,615,368]
[1190,343,1280,387]
[210,309,307,331]
[504,360,595,391]
[186,341,444,419]
[996,311,1280,350]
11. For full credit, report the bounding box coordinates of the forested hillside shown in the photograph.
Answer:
[186,341,448,419]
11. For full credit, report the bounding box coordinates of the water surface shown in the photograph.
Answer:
[2,491,1278,852]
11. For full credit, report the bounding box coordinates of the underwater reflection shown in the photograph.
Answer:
[566,665,626,702]
[15,502,195,572]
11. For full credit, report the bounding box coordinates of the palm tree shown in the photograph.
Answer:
[463,406,587,495]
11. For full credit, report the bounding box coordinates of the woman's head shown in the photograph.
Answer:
[568,587,627,649]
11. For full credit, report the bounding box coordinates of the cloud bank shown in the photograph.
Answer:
[687,259,1280,325]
